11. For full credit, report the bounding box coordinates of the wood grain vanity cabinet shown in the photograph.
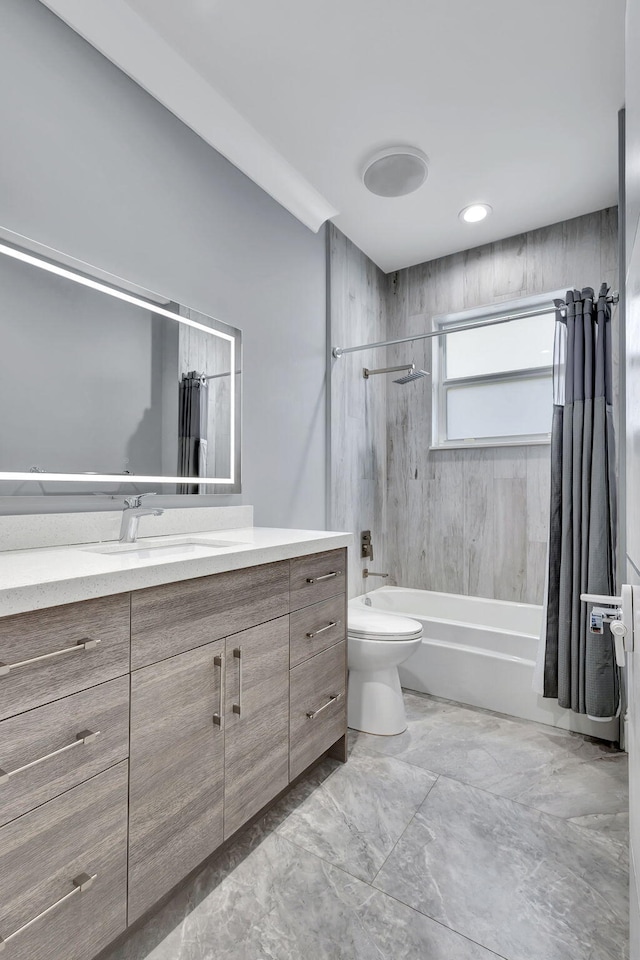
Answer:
[223,615,290,839]
[0,594,130,721]
[128,639,226,924]
[130,560,290,669]
[290,641,347,780]
[0,675,129,828]
[287,550,348,779]
[289,549,346,610]
[0,761,128,960]
[0,546,348,960]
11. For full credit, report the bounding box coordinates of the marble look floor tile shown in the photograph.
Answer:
[568,810,630,847]
[373,776,629,960]
[349,694,628,826]
[105,831,502,960]
[275,751,437,881]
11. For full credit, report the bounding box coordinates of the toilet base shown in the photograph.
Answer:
[348,666,408,736]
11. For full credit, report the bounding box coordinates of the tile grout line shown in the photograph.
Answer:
[369,774,440,887]
[429,771,630,843]
[368,888,512,960]
[274,769,439,888]
[351,741,628,836]
[275,827,511,960]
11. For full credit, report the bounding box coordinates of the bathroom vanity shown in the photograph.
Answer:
[0,519,349,959]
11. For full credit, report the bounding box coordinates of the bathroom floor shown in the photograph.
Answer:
[104,693,629,960]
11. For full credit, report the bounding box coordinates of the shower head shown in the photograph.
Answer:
[363,362,430,384]
[393,366,429,384]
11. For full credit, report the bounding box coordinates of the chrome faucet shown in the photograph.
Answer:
[119,494,164,544]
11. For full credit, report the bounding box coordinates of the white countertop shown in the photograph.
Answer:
[0,527,352,618]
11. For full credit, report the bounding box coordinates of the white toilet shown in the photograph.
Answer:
[347,604,422,736]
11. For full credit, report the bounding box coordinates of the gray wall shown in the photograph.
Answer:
[0,0,327,528]
[330,209,618,602]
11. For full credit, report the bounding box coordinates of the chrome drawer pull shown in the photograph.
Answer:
[0,730,100,783]
[0,638,101,677]
[307,693,342,720]
[306,620,340,639]
[306,571,342,584]
[213,654,224,728]
[232,648,242,717]
[0,872,97,949]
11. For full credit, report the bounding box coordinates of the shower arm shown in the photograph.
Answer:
[363,364,415,379]
[331,295,619,359]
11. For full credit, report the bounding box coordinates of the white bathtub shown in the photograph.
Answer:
[351,586,619,741]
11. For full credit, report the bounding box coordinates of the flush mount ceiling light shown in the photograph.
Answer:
[362,146,429,198]
[459,202,492,223]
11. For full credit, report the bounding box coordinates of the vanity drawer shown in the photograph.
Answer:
[290,595,346,668]
[289,549,346,611]
[0,761,128,960]
[0,595,131,722]
[131,560,290,669]
[289,640,347,780]
[0,676,129,828]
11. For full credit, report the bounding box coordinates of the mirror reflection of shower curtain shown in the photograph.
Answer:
[177,373,208,494]
[535,285,618,719]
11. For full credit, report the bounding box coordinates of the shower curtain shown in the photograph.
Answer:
[537,285,618,719]
[177,372,209,495]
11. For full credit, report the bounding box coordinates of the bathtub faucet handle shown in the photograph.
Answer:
[362,569,389,580]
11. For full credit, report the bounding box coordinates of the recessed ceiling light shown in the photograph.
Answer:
[363,147,429,198]
[459,203,492,223]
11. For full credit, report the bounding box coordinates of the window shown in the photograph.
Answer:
[432,293,559,449]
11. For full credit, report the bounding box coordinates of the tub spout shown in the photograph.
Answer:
[363,569,389,580]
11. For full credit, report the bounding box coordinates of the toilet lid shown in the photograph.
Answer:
[348,606,422,641]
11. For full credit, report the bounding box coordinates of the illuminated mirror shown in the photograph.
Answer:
[0,229,242,495]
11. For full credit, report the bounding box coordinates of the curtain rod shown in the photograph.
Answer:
[331,294,619,359]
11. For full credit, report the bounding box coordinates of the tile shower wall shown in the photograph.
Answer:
[386,208,618,603]
[330,209,618,603]
[328,226,389,596]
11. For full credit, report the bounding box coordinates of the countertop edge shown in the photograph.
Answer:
[0,531,352,618]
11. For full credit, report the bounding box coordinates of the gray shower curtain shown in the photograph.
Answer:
[542,285,618,718]
[177,373,209,495]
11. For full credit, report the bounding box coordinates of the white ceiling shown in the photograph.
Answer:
[41,0,624,273]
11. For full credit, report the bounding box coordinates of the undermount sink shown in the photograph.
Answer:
[84,537,239,560]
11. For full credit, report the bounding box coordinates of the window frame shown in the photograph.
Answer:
[431,291,564,451]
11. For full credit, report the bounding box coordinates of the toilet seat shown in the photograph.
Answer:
[348,607,422,642]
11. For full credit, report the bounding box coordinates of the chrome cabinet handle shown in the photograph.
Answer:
[0,729,100,782]
[212,655,224,728]
[0,638,101,677]
[232,648,242,716]
[307,693,342,720]
[306,620,340,639]
[0,872,97,949]
[306,571,342,584]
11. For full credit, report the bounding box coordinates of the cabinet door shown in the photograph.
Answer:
[224,616,290,839]
[128,640,225,924]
